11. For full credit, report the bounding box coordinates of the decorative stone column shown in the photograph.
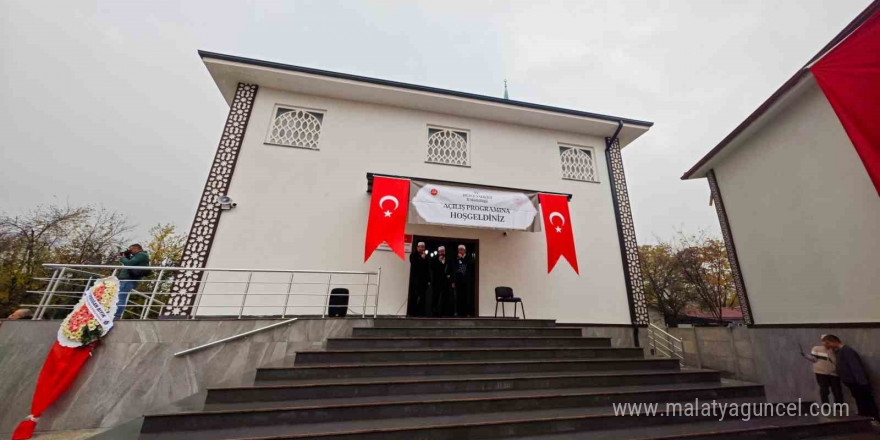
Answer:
[605,137,649,325]
[707,169,754,325]
[162,83,258,318]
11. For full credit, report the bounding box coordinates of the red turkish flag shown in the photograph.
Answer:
[810,8,880,196]
[364,176,410,262]
[539,193,579,274]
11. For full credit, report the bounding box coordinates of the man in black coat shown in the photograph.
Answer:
[430,246,450,317]
[407,242,430,317]
[451,244,473,317]
[822,334,879,420]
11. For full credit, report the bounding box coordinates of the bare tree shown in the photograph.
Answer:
[0,204,131,316]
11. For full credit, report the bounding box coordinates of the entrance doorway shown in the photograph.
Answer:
[408,236,479,317]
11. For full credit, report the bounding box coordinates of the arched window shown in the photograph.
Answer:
[267,107,323,150]
[426,128,470,166]
[560,146,597,182]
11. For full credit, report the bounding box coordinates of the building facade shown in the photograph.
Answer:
[163,51,653,325]
[683,1,880,410]
[683,4,880,326]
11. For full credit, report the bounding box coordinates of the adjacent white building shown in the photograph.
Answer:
[683,5,880,326]
[163,51,653,325]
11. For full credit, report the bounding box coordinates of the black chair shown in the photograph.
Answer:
[327,288,349,317]
[494,286,525,319]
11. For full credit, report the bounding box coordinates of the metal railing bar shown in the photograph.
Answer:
[26,290,377,298]
[174,318,298,357]
[42,264,379,275]
[20,304,379,310]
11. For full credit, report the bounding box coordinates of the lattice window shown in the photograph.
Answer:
[266,107,323,149]
[426,127,470,166]
[559,145,597,182]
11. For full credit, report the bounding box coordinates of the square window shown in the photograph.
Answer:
[426,127,470,166]
[266,106,324,150]
[559,145,597,182]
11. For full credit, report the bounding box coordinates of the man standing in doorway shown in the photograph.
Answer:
[408,242,430,317]
[430,246,450,317]
[451,244,473,317]
[822,334,879,420]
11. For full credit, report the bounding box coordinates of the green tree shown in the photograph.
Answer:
[145,223,186,267]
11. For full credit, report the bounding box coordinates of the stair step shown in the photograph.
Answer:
[138,401,873,440]
[514,417,876,440]
[293,347,643,365]
[257,358,679,382]
[326,336,610,350]
[371,318,556,328]
[353,327,581,337]
[141,383,765,436]
[205,370,722,405]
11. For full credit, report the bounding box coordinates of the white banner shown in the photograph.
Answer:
[410,182,539,231]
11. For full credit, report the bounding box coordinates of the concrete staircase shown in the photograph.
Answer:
[137,318,875,439]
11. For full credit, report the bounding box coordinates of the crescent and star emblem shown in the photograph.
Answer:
[379,195,399,218]
[549,211,565,233]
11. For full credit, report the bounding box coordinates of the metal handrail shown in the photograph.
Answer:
[174,318,298,357]
[27,263,382,320]
[41,263,377,274]
[647,323,686,367]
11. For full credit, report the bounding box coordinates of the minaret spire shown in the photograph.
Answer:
[503,79,509,100]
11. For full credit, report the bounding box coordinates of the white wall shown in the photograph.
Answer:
[714,78,880,324]
[201,86,633,324]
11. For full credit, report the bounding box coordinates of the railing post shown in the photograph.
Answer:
[34,268,60,320]
[36,267,66,320]
[281,272,294,318]
[238,272,253,319]
[142,269,165,320]
[191,270,208,319]
[373,267,381,318]
[322,273,333,318]
[362,274,368,318]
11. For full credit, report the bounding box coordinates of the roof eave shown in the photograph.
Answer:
[198,51,654,146]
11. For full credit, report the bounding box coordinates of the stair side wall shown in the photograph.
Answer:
[0,319,369,433]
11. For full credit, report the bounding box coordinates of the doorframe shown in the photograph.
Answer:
[412,234,480,315]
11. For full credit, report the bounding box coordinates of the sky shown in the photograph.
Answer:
[0,0,872,244]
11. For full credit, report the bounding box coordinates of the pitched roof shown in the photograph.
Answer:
[199,50,653,129]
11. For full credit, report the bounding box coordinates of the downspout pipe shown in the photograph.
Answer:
[604,120,641,348]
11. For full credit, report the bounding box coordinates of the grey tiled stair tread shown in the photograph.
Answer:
[371,317,553,322]
[354,326,567,330]
[294,347,638,353]
[510,416,875,440]
[327,338,609,341]
[261,357,676,371]
[152,381,742,414]
[139,398,770,440]
[244,368,720,387]
[201,380,757,411]
[156,381,763,415]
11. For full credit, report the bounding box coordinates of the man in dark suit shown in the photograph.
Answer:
[822,334,879,420]
[429,246,450,317]
[407,242,430,317]
[451,244,473,317]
